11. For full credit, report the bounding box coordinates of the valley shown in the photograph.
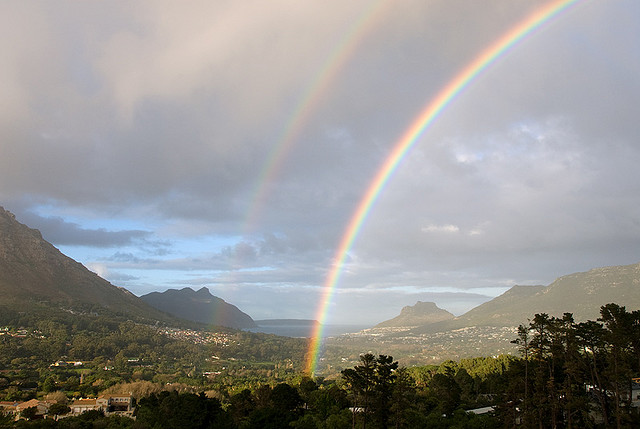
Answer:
[3,206,640,427]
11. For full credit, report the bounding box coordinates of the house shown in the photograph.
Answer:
[15,399,52,418]
[99,394,133,413]
[70,398,99,415]
[69,394,133,416]
[0,401,18,416]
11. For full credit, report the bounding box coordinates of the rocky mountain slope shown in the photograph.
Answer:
[0,206,174,323]
[141,287,257,329]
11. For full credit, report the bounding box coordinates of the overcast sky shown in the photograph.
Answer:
[2,1,639,325]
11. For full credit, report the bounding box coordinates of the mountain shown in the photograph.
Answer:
[412,263,640,334]
[375,301,454,328]
[0,206,173,322]
[141,287,257,329]
[438,285,546,329]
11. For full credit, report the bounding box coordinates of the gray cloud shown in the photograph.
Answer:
[13,209,155,248]
[1,1,639,325]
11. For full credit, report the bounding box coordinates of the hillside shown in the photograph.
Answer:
[412,263,640,334]
[0,206,175,323]
[141,287,257,329]
[375,301,454,328]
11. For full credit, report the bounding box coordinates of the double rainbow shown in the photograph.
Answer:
[306,0,583,375]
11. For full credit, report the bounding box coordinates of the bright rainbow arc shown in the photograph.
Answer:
[242,0,389,234]
[306,0,583,375]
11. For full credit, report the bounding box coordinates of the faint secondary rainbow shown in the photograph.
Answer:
[242,0,390,234]
[306,0,583,374]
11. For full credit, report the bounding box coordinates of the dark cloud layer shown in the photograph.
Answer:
[13,209,153,248]
[1,1,639,324]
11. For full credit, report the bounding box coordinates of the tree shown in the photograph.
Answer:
[305,385,350,423]
[341,353,399,429]
[511,324,531,423]
[136,391,231,429]
[41,376,56,393]
[297,376,319,409]
[48,402,71,417]
[371,354,398,428]
[428,370,461,417]
[0,409,12,427]
[629,310,640,372]
[576,319,609,424]
[45,391,68,405]
[528,313,556,428]
[600,303,634,428]
[556,312,588,428]
[228,388,255,426]
[389,367,416,429]
[20,406,38,421]
[271,382,303,413]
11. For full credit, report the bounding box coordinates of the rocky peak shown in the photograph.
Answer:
[375,301,455,328]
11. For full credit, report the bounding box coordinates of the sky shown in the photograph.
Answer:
[2,0,639,325]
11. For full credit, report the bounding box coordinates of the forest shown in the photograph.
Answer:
[1,303,640,428]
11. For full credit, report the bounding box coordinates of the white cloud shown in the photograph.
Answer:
[86,263,108,278]
[421,224,460,234]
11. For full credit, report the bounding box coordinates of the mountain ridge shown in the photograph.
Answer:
[0,206,176,323]
[405,263,640,335]
[141,287,257,329]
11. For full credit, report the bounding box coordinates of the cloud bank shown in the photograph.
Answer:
[2,1,639,324]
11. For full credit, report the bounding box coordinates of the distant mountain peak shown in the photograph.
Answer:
[375,301,454,328]
[141,287,256,329]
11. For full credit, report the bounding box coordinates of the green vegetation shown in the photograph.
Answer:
[503,303,640,427]
[0,304,308,404]
[2,303,640,428]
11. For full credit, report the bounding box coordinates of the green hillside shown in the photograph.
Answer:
[0,207,176,324]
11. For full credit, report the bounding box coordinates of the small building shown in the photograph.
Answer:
[15,399,52,418]
[69,394,133,416]
[99,394,133,413]
[70,398,99,415]
[466,406,495,415]
[0,401,18,416]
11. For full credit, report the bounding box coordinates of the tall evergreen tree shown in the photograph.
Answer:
[341,353,398,429]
